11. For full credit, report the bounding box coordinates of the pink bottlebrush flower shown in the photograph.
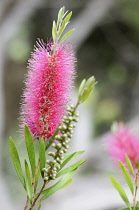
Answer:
[20,40,76,140]
[107,123,139,169]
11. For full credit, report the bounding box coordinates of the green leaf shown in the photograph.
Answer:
[40,170,76,201]
[64,11,72,25]
[60,150,85,170]
[118,160,134,195]
[78,79,86,97]
[24,125,36,177]
[39,138,46,177]
[86,76,95,89]
[125,154,134,177]
[25,160,32,203]
[60,178,73,190]
[56,159,85,178]
[45,139,53,151]
[9,137,25,188]
[110,176,131,210]
[58,13,71,38]
[60,29,75,43]
[57,7,65,26]
[34,167,41,193]
[52,21,57,42]
[37,202,42,210]
[121,208,139,210]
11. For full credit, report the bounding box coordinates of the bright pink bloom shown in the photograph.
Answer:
[20,40,75,140]
[107,123,139,169]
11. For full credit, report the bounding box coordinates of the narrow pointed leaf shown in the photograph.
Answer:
[110,176,131,209]
[37,202,42,210]
[118,160,134,195]
[34,166,41,193]
[39,138,46,177]
[60,29,75,43]
[25,160,32,203]
[125,154,134,177]
[25,125,36,177]
[9,137,25,188]
[64,12,72,25]
[60,178,73,190]
[56,159,85,178]
[60,150,85,170]
[52,21,57,42]
[40,170,76,201]
[78,79,86,97]
[57,7,64,25]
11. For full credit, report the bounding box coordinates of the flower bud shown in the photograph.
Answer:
[44,176,49,181]
[42,168,49,173]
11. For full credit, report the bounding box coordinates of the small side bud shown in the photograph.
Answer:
[78,76,96,104]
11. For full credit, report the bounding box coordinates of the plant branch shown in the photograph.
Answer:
[29,180,47,210]
[133,173,139,210]
[24,196,29,210]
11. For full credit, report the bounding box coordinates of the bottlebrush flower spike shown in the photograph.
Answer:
[107,122,139,170]
[20,8,76,140]
[20,40,75,140]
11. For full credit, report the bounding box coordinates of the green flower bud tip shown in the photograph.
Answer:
[42,168,49,173]
[65,145,69,149]
[75,111,79,117]
[73,118,78,122]
[58,125,62,130]
[63,133,68,138]
[52,172,57,176]
[69,123,74,128]
[57,160,62,164]
[68,128,73,134]
[48,152,55,157]
[52,143,56,148]
[53,167,57,171]
[56,164,60,170]
[46,160,50,164]
[55,135,61,140]
[60,155,64,160]
[62,125,67,130]
[68,134,72,138]
[51,176,56,180]
[44,176,49,181]
[56,143,62,149]
[68,116,73,121]
[65,120,69,124]
[70,104,75,109]
[63,116,67,120]
[63,148,68,153]
[59,150,64,154]
[56,157,60,161]
[65,140,69,144]
[52,160,57,164]
[61,130,65,134]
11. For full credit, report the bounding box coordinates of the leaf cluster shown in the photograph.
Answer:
[9,125,85,208]
[110,154,139,210]
[52,6,75,44]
